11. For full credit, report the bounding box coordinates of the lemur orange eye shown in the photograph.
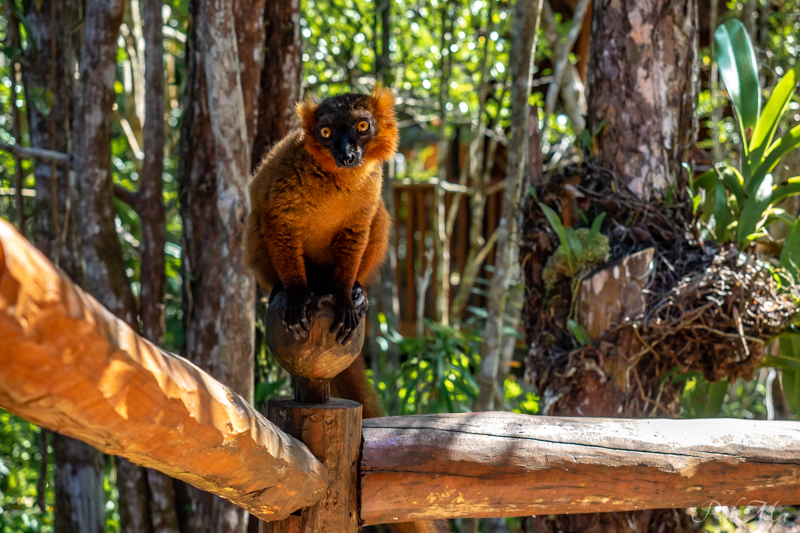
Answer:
[357,120,370,133]
[320,127,331,139]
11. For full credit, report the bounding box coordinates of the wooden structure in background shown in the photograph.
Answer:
[3,217,800,528]
[391,180,506,332]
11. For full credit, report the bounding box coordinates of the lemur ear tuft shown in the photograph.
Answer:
[365,84,399,163]
[368,84,396,120]
[296,95,318,133]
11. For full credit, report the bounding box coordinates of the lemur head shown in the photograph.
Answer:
[297,85,398,173]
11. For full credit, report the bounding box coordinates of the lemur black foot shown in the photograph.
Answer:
[329,283,368,345]
[282,287,323,341]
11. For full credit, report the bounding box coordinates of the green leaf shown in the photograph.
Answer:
[528,185,538,199]
[764,354,800,373]
[682,162,694,188]
[29,87,53,117]
[719,166,745,209]
[779,334,800,360]
[593,119,607,137]
[748,62,800,171]
[701,379,729,418]
[770,177,800,204]
[780,218,800,278]
[691,191,702,215]
[538,202,568,248]
[588,212,606,240]
[737,173,774,248]
[567,319,591,346]
[714,19,761,154]
[773,342,800,415]
[1,45,21,60]
[672,371,703,384]
[4,1,37,60]
[580,129,592,149]
[713,183,731,243]
[755,123,800,178]
[693,168,720,192]
[665,183,675,205]
[565,227,583,256]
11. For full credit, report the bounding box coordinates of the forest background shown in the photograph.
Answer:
[1,0,800,531]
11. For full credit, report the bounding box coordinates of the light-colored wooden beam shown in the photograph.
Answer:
[361,411,800,525]
[0,219,328,522]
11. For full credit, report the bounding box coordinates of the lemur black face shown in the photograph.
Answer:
[315,94,377,169]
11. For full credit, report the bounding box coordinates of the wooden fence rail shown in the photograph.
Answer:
[361,413,800,524]
[0,220,327,522]
[3,218,800,528]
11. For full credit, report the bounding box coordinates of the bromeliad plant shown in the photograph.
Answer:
[693,19,800,277]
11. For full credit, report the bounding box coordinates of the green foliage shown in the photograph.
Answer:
[539,203,609,289]
[699,20,800,252]
[567,318,591,347]
[0,410,53,533]
[714,19,761,141]
[674,373,729,419]
[764,333,800,416]
[389,321,481,415]
[502,377,539,414]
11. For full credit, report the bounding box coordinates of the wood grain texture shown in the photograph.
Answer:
[264,292,364,381]
[0,220,327,521]
[361,411,800,525]
[261,398,361,533]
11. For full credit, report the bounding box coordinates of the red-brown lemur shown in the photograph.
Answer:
[245,87,449,533]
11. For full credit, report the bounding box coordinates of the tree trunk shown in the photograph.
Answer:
[247,4,302,529]
[433,1,453,325]
[23,4,100,533]
[130,1,182,531]
[25,0,78,274]
[251,0,302,168]
[5,4,25,232]
[373,0,400,370]
[73,3,148,533]
[178,0,259,530]
[587,0,697,199]
[527,0,698,530]
[477,0,543,412]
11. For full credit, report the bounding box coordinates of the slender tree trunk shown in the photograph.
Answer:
[588,0,697,199]
[541,0,587,134]
[251,0,301,167]
[465,6,543,531]
[246,5,302,528]
[52,2,130,533]
[433,1,453,325]
[450,0,495,326]
[235,0,267,144]
[5,5,25,232]
[23,4,96,531]
[75,0,134,322]
[371,0,400,370]
[52,437,105,533]
[178,0,259,530]
[129,2,182,532]
[477,0,542,413]
[25,0,78,272]
[709,0,722,162]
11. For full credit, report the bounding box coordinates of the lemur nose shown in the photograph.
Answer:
[342,153,356,166]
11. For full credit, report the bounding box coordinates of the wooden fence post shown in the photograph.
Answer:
[261,398,362,532]
[259,291,365,532]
